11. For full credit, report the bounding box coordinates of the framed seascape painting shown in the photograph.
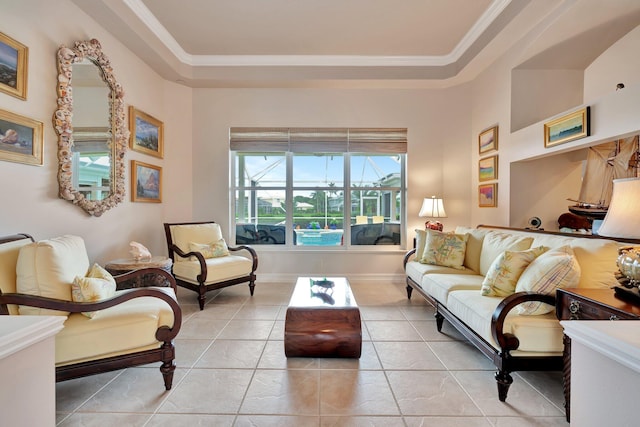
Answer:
[479,183,497,207]
[129,106,164,158]
[479,125,498,154]
[0,109,42,165]
[544,107,590,148]
[131,160,162,203]
[479,155,498,182]
[0,32,28,100]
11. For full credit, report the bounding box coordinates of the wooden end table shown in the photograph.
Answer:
[105,256,173,289]
[284,277,362,358]
[556,287,640,422]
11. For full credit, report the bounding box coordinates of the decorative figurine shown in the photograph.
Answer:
[129,241,152,262]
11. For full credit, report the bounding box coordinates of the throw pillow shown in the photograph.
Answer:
[189,238,230,259]
[71,263,117,318]
[515,246,581,315]
[419,229,468,270]
[414,229,427,260]
[481,246,548,297]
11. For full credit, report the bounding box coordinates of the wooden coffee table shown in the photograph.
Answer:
[284,277,362,358]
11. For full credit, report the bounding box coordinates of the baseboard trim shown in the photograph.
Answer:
[255,273,405,286]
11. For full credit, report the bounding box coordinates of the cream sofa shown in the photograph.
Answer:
[403,225,626,403]
[0,234,182,389]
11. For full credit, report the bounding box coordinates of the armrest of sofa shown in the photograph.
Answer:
[114,267,177,292]
[229,244,258,273]
[403,248,417,271]
[0,288,182,341]
[490,291,556,352]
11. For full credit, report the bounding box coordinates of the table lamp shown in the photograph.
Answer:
[598,177,640,291]
[419,196,447,231]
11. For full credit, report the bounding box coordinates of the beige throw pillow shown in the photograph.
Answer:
[71,263,117,318]
[481,246,548,297]
[515,245,581,315]
[189,239,230,259]
[419,230,468,270]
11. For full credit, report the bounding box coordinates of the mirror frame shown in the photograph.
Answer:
[53,38,129,217]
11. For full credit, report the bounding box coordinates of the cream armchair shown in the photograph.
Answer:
[164,221,258,310]
[0,234,181,390]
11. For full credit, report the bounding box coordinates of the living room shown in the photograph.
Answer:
[2,0,640,425]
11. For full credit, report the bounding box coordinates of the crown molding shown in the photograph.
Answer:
[124,0,512,68]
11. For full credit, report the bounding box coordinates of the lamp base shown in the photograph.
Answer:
[425,221,443,231]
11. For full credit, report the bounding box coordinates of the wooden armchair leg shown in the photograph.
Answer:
[197,287,206,310]
[495,370,513,402]
[249,280,256,296]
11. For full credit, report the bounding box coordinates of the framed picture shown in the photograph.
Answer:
[131,160,162,203]
[544,107,590,148]
[129,106,164,158]
[479,125,498,154]
[0,109,42,165]
[479,183,497,207]
[479,155,498,182]
[0,32,28,100]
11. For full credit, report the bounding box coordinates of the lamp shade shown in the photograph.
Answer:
[597,177,640,239]
[418,196,447,218]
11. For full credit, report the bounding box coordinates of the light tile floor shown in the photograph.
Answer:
[55,281,568,426]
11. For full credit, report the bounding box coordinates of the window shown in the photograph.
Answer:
[230,128,406,248]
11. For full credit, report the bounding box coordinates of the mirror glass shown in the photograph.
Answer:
[54,39,128,217]
[72,59,112,201]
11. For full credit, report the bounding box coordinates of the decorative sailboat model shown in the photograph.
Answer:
[568,136,639,220]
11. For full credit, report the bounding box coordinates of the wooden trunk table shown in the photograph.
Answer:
[104,256,173,289]
[284,277,362,358]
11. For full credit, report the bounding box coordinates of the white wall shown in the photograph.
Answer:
[0,0,193,263]
[191,87,473,282]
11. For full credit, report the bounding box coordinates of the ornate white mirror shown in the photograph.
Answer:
[53,39,128,216]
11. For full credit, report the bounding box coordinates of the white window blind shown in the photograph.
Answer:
[230,127,407,153]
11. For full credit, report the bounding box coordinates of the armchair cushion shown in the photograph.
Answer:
[56,287,177,365]
[71,264,117,318]
[16,235,90,316]
[172,255,253,284]
[189,239,229,259]
[171,223,223,262]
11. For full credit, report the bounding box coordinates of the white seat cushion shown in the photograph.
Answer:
[172,254,253,284]
[446,290,564,355]
[421,273,484,305]
[55,287,177,365]
[405,261,476,288]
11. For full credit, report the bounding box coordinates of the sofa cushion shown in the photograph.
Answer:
[479,232,533,276]
[16,235,90,316]
[481,246,548,297]
[420,230,468,270]
[454,226,490,273]
[515,246,581,315]
[406,261,477,288]
[71,264,117,319]
[171,223,224,262]
[422,273,484,305]
[447,290,564,354]
[56,287,177,365]
[172,254,253,284]
[189,238,230,259]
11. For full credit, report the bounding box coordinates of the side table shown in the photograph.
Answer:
[105,256,173,289]
[556,287,640,422]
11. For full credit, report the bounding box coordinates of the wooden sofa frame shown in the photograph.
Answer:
[403,225,640,403]
[0,234,182,390]
[164,221,258,310]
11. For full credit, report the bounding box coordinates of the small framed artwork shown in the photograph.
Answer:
[0,109,42,165]
[479,155,498,182]
[479,125,498,154]
[131,160,162,203]
[479,183,497,207]
[544,106,590,148]
[129,106,164,158]
[0,32,28,100]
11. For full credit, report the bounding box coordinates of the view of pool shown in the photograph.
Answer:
[294,229,343,246]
